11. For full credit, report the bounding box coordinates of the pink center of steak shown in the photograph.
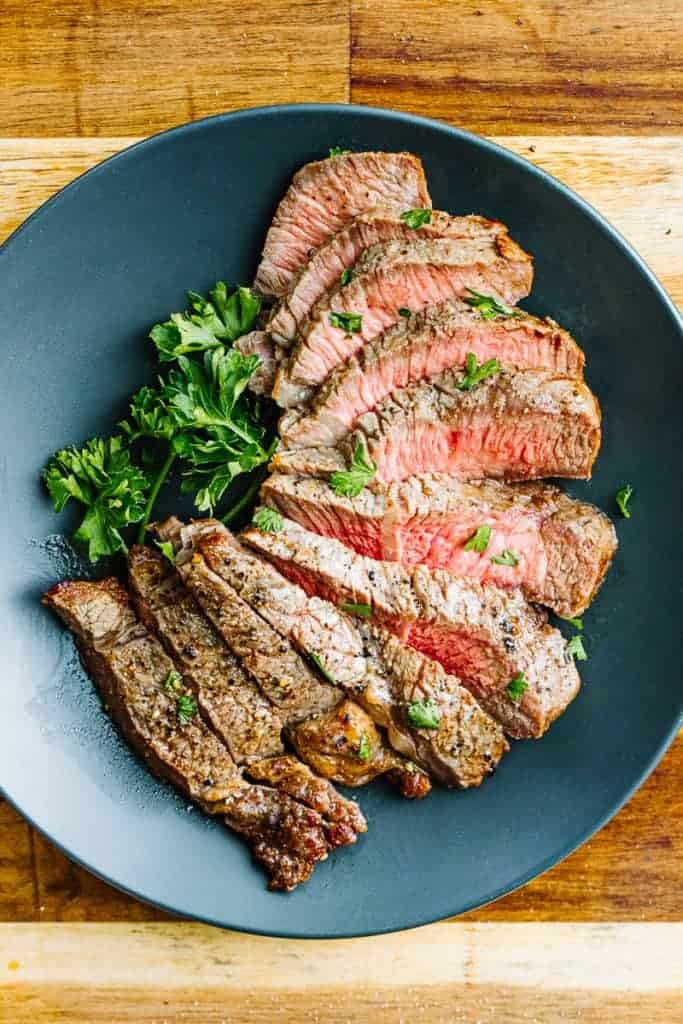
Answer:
[254,152,431,298]
[282,310,584,448]
[373,414,591,484]
[268,210,504,344]
[287,259,530,397]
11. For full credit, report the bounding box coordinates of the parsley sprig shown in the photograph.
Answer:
[407,697,441,729]
[400,208,432,229]
[463,288,523,321]
[44,282,271,560]
[252,507,284,533]
[330,442,377,498]
[456,352,501,391]
[43,437,150,562]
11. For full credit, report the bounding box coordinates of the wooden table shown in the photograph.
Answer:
[1,2,682,1019]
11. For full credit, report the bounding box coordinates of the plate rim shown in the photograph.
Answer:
[2,102,682,939]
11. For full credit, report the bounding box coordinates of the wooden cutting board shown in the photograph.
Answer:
[1,2,681,1020]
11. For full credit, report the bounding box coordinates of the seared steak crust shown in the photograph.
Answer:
[261,472,617,617]
[43,578,364,890]
[274,235,534,408]
[267,208,506,345]
[242,517,581,739]
[254,151,431,298]
[358,624,509,788]
[279,298,585,448]
[128,544,285,763]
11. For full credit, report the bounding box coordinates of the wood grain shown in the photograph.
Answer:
[0,0,349,136]
[351,0,683,135]
[2,135,681,307]
[2,922,682,1022]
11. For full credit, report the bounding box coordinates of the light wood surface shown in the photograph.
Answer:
[1,0,682,1018]
[2,922,683,1021]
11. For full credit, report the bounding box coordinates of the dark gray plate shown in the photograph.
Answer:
[1,104,681,938]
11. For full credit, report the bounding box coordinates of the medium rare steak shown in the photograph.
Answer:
[242,517,581,739]
[358,623,508,788]
[44,578,365,891]
[166,518,506,787]
[267,207,506,346]
[344,366,601,484]
[132,537,420,794]
[128,544,286,763]
[254,151,431,298]
[273,235,534,408]
[261,473,617,617]
[279,298,585,448]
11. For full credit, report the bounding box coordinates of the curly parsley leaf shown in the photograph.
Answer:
[329,147,351,157]
[329,310,363,334]
[119,385,176,442]
[161,349,273,513]
[150,284,262,362]
[456,352,501,391]
[43,437,150,562]
[329,442,377,498]
[164,669,184,695]
[567,635,588,661]
[491,549,519,567]
[507,672,528,703]
[615,484,633,519]
[340,602,372,619]
[155,539,176,564]
[176,694,198,725]
[407,697,441,730]
[309,652,338,686]
[463,524,492,553]
[400,208,432,229]
[558,615,583,631]
[252,506,284,533]
[356,733,372,761]
[463,288,523,321]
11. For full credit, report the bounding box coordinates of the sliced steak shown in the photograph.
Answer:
[279,298,585,448]
[261,473,617,617]
[273,234,534,408]
[242,517,581,739]
[358,623,508,788]
[267,207,506,346]
[43,578,364,890]
[166,518,504,787]
[234,330,280,396]
[173,537,341,726]
[128,544,285,763]
[133,534,418,795]
[254,151,431,298]
[343,366,601,484]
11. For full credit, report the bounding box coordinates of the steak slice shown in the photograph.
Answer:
[261,473,617,617]
[44,578,365,890]
[242,517,581,739]
[273,234,534,408]
[344,366,601,484]
[167,518,505,787]
[254,151,431,298]
[357,623,509,788]
[279,298,585,448]
[128,544,285,763]
[132,539,415,795]
[267,207,506,346]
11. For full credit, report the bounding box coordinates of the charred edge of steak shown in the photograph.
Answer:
[42,578,360,891]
